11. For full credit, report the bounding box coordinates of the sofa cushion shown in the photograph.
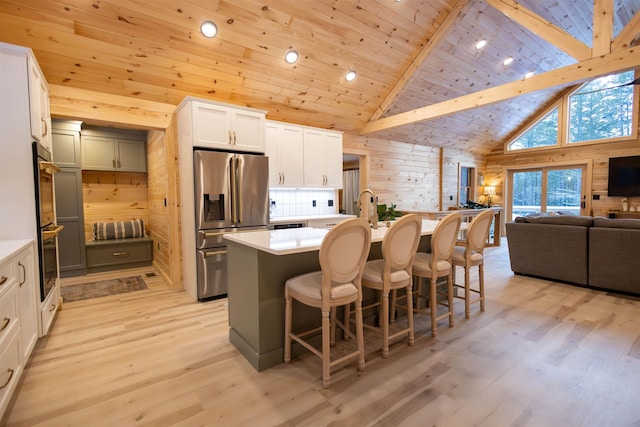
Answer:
[516,215,593,227]
[592,217,640,229]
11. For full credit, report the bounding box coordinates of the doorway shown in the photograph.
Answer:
[342,148,370,216]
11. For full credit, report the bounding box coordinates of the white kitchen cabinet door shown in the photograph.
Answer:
[265,121,304,187]
[192,101,265,153]
[303,129,343,189]
[28,54,51,150]
[16,244,37,361]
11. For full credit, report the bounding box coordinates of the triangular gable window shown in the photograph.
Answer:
[507,107,558,151]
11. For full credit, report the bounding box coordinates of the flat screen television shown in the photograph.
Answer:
[608,155,640,197]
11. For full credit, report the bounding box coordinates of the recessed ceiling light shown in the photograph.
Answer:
[345,70,357,81]
[475,39,487,49]
[503,57,514,66]
[525,71,535,79]
[200,21,218,38]
[285,50,298,64]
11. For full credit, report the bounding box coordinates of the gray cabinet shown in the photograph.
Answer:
[81,127,147,172]
[52,121,87,277]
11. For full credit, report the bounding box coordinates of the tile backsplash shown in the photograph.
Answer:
[269,188,339,218]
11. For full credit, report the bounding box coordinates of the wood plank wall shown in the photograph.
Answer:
[485,139,640,217]
[344,134,485,212]
[82,171,149,241]
[146,130,170,280]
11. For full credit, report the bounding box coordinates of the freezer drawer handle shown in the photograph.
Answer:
[0,276,7,286]
[204,250,227,258]
[0,369,14,390]
[204,231,224,238]
[0,317,10,332]
[112,251,129,257]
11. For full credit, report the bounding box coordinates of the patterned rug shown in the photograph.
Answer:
[61,276,148,302]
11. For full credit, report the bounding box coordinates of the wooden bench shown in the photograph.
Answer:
[85,237,153,274]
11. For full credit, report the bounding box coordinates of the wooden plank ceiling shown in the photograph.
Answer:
[0,0,639,155]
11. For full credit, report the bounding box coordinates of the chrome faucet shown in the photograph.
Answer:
[358,188,378,228]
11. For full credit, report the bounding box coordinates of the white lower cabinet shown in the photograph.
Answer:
[0,240,39,417]
[16,245,38,358]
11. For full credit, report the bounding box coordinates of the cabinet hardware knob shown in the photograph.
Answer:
[0,317,10,332]
[117,159,121,168]
[112,252,129,257]
[41,118,48,137]
[49,304,57,312]
[0,369,14,390]
[112,159,116,168]
[0,276,6,286]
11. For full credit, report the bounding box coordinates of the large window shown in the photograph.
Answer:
[510,165,586,220]
[506,70,637,152]
[507,107,558,151]
[568,71,635,143]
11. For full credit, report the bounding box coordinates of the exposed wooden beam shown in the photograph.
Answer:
[360,46,640,135]
[485,0,592,61]
[612,11,640,51]
[49,85,175,129]
[593,0,614,56]
[369,0,470,121]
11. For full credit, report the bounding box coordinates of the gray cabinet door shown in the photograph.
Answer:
[51,130,81,168]
[116,139,147,172]
[53,130,87,277]
[82,136,116,170]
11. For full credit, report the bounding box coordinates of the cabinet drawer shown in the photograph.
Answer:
[0,259,15,300]
[0,330,22,416]
[0,285,19,348]
[86,239,153,273]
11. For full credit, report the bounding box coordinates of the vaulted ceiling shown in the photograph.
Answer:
[1,0,639,155]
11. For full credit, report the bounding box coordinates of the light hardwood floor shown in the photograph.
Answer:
[4,243,640,426]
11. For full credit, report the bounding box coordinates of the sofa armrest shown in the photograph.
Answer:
[506,222,589,285]
[589,228,640,294]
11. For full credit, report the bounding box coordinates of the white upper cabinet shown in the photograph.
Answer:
[184,99,266,153]
[265,121,304,187]
[27,54,51,150]
[303,128,343,189]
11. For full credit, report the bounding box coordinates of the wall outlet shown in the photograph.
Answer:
[312,200,316,207]
[328,199,333,207]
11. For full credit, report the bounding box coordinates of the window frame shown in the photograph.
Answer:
[504,70,638,154]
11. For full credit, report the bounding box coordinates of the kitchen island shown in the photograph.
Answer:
[224,219,444,371]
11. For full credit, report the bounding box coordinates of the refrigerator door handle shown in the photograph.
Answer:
[230,156,237,223]
[237,156,244,223]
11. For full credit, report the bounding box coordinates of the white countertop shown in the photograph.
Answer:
[270,214,355,224]
[224,219,444,255]
[0,239,34,262]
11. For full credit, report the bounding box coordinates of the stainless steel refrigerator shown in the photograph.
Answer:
[193,149,269,300]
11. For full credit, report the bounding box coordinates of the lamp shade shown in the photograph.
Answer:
[484,186,496,196]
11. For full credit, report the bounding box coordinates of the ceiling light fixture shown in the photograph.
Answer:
[525,71,535,79]
[285,50,298,64]
[475,39,487,49]
[200,21,218,38]
[345,70,357,81]
[503,57,514,66]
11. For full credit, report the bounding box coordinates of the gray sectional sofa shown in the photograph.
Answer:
[505,214,640,295]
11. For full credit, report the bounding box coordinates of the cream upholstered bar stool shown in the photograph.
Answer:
[410,211,462,337]
[284,218,371,389]
[451,209,494,318]
[359,214,422,358]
